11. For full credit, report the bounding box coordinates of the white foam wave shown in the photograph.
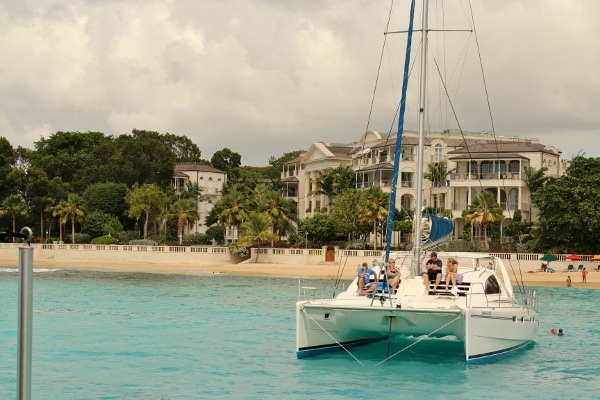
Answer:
[0,268,60,273]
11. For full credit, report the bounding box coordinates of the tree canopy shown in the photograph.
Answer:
[533,156,600,253]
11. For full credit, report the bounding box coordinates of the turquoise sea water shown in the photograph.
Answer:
[0,268,598,399]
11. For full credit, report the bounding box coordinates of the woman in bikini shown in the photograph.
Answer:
[445,257,459,292]
[386,259,401,294]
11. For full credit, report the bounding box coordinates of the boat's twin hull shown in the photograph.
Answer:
[296,301,538,362]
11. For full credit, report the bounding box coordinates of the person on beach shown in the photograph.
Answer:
[582,268,587,283]
[566,276,572,287]
[357,262,377,295]
[422,252,443,294]
[385,258,401,294]
[445,257,459,291]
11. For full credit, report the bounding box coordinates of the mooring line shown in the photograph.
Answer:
[301,308,366,367]
[373,314,464,366]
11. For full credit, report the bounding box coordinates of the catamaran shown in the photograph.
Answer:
[295,0,539,364]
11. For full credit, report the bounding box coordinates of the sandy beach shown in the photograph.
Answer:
[8,254,599,289]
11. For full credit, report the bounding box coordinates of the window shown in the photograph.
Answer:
[499,161,507,174]
[481,161,494,176]
[469,161,478,176]
[509,160,520,174]
[434,144,443,162]
[484,276,500,295]
[508,189,518,210]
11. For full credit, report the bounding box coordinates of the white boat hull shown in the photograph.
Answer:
[296,300,537,362]
[296,254,539,363]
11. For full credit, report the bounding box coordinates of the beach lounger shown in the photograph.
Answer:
[564,265,574,272]
[576,265,584,272]
[546,267,555,273]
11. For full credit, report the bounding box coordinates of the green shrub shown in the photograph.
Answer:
[91,235,118,245]
[129,239,156,246]
[116,231,141,244]
[346,240,368,250]
[228,241,250,256]
[66,233,91,244]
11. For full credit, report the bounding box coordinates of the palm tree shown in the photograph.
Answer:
[0,194,28,241]
[464,191,504,249]
[357,186,389,249]
[238,211,277,263]
[49,202,69,243]
[127,183,169,240]
[64,193,85,244]
[424,161,455,212]
[524,166,548,222]
[168,199,199,244]
[258,190,297,243]
[218,190,249,242]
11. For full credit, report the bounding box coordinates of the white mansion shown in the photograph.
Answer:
[280,130,565,240]
[173,163,227,235]
[172,130,564,240]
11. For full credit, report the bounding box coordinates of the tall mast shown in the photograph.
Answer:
[384,0,416,261]
[412,0,429,274]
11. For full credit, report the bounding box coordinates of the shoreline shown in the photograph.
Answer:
[2,255,599,289]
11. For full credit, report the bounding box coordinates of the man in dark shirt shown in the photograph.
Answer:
[422,251,442,294]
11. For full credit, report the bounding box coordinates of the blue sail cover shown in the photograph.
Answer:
[425,213,453,244]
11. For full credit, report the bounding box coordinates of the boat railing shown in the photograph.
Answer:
[525,289,538,312]
[465,282,524,308]
[297,279,333,301]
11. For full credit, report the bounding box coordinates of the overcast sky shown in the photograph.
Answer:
[1,0,598,166]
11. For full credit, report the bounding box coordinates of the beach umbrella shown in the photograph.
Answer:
[540,254,558,262]
[591,255,600,262]
[565,254,584,261]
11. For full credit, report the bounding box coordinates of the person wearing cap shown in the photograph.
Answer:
[422,252,443,294]
[357,262,378,295]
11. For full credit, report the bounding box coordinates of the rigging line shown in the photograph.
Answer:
[332,255,351,297]
[467,0,514,217]
[301,308,366,367]
[467,0,528,293]
[373,313,463,366]
[358,0,396,175]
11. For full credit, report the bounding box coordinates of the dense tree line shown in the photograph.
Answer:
[0,130,292,245]
[1,130,599,254]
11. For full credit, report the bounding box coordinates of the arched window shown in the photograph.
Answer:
[481,161,494,176]
[434,144,443,162]
[499,160,507,174]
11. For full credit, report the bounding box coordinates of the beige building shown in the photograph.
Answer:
[173,163,227,235]
[282,129,563,241]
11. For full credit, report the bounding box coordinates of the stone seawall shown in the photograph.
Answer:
[0,243,588,274]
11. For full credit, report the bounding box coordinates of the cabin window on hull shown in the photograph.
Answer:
[484,276,501,295]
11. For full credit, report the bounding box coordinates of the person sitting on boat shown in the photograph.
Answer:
[422,252,443,294]
[357,262,378,295]
[385,258,401,295]
[444,257,459,292]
